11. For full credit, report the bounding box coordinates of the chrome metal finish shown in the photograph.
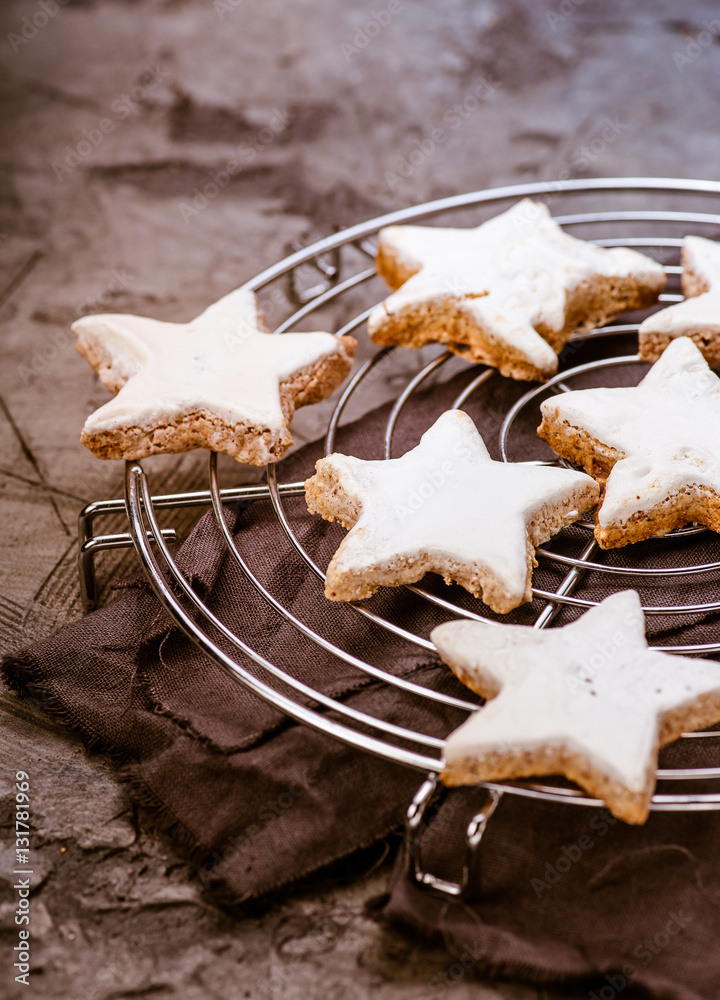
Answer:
[285,239,341,305]
[77,179,720,816]
[404,775,503,900]
[78,528,177,610]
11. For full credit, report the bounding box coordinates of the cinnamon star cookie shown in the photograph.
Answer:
[74,287,356,465]
[538,336,720,548]
[639,235,720,365]
[368,199,665,381]
[434,590,720,824]
[304,409,598,613]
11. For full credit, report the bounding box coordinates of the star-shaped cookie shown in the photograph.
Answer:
[368,199,665,381]
[538,336,720,548]
[434,590,720,824]
[73,287,356,465]
[639,235,720,365]
[304,409,598,613]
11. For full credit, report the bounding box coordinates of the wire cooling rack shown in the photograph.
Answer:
[77,179,720,873]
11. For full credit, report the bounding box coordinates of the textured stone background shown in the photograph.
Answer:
[1,0,719,997]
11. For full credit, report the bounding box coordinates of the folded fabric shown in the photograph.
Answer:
[4,334,720,998]
[379,787,720,1000]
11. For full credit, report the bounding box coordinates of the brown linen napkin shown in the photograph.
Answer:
[4,334,720,998]
[378,790,720,1000]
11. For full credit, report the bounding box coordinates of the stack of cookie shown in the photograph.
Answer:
[73,199,720,826]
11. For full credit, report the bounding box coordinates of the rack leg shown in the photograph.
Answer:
[78,543,98,611]
[77,530,178,611]
[404,774,502,901]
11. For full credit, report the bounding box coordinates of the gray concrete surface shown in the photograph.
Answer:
[0,0,719,997]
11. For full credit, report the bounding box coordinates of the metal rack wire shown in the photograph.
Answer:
[77,179,720,858]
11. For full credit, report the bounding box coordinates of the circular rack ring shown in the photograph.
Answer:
[110,178,720,814]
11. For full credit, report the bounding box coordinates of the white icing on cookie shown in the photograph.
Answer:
[73,287,347,434]
[539,336,720,529]
[434,590,720,810]
[369,199,665,375]
[639,235,720,342]
[308,409,598,611]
